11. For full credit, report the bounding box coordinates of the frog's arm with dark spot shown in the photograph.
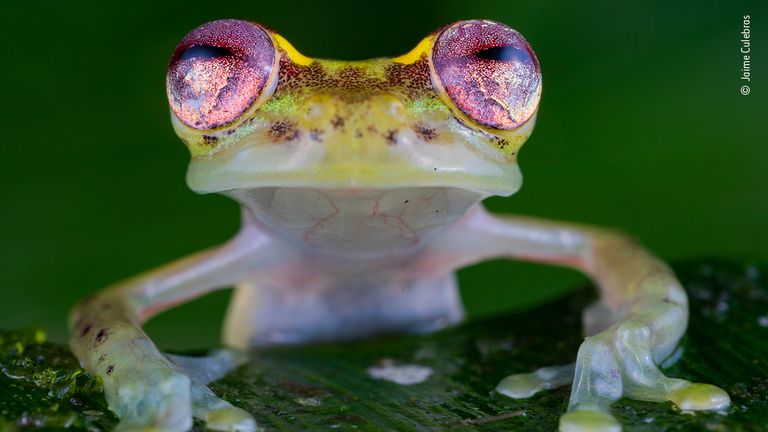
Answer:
[68,220,272,431]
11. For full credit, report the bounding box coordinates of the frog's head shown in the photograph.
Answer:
[167,19,541,198]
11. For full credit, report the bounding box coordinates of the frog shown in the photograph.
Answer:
[68,19,731,432]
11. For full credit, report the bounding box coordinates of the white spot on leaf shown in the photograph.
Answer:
[367,359,433,385]
[295,397,322,407]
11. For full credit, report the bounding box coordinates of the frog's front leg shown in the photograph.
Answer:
[69,220,276,431]
[439,207,730,431]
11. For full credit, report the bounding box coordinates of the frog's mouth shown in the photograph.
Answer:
[184,132,524,197]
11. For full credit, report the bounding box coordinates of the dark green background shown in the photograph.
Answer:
[2,1,765,349]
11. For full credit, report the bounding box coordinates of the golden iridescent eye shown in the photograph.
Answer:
[166,19,275,130]
[432,20,542,130]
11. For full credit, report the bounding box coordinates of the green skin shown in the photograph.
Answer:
[69,20,730,432]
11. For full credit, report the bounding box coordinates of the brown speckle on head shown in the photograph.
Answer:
[331,115,345,129]
[385,129,398,145]
[98,353,107,363]
[269,121,289,136]
[202,135,219,145]
[414,124,437,141]
[106,364,115,376]
[286,129,301,141]
[310,128,324,142]
[269,121,294,140]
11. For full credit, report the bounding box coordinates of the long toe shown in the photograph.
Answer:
[496,373,545,399]
[497,364,575,399]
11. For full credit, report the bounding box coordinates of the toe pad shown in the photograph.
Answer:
[559,410,621,432]
[668,383,730,411]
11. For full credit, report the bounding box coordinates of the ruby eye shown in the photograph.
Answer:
[166,19,275,130]
[432,20,542,130]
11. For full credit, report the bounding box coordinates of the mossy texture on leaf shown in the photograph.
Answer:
[2,259,767,431]
[0,329,116,431]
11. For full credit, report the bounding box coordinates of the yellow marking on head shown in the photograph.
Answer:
[393,36,434,64]
[273,33,314,66]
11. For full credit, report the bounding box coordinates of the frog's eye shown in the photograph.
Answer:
[166,19,275,130]
[431,20,541,130]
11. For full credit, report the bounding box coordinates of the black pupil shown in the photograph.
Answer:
[475,45,526,63]
[180,44,231,61]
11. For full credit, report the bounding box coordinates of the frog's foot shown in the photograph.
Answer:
[107,355,193,432]
[560,328,729,431]
[499,303,730,431]
[108,350,255,432]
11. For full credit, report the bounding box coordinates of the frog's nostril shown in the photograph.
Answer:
[304,102,326,121]
[387,100,407,122]
[300,96,341,128]
[364,95,408,123]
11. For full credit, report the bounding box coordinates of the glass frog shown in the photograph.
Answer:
[69,19,730,432]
